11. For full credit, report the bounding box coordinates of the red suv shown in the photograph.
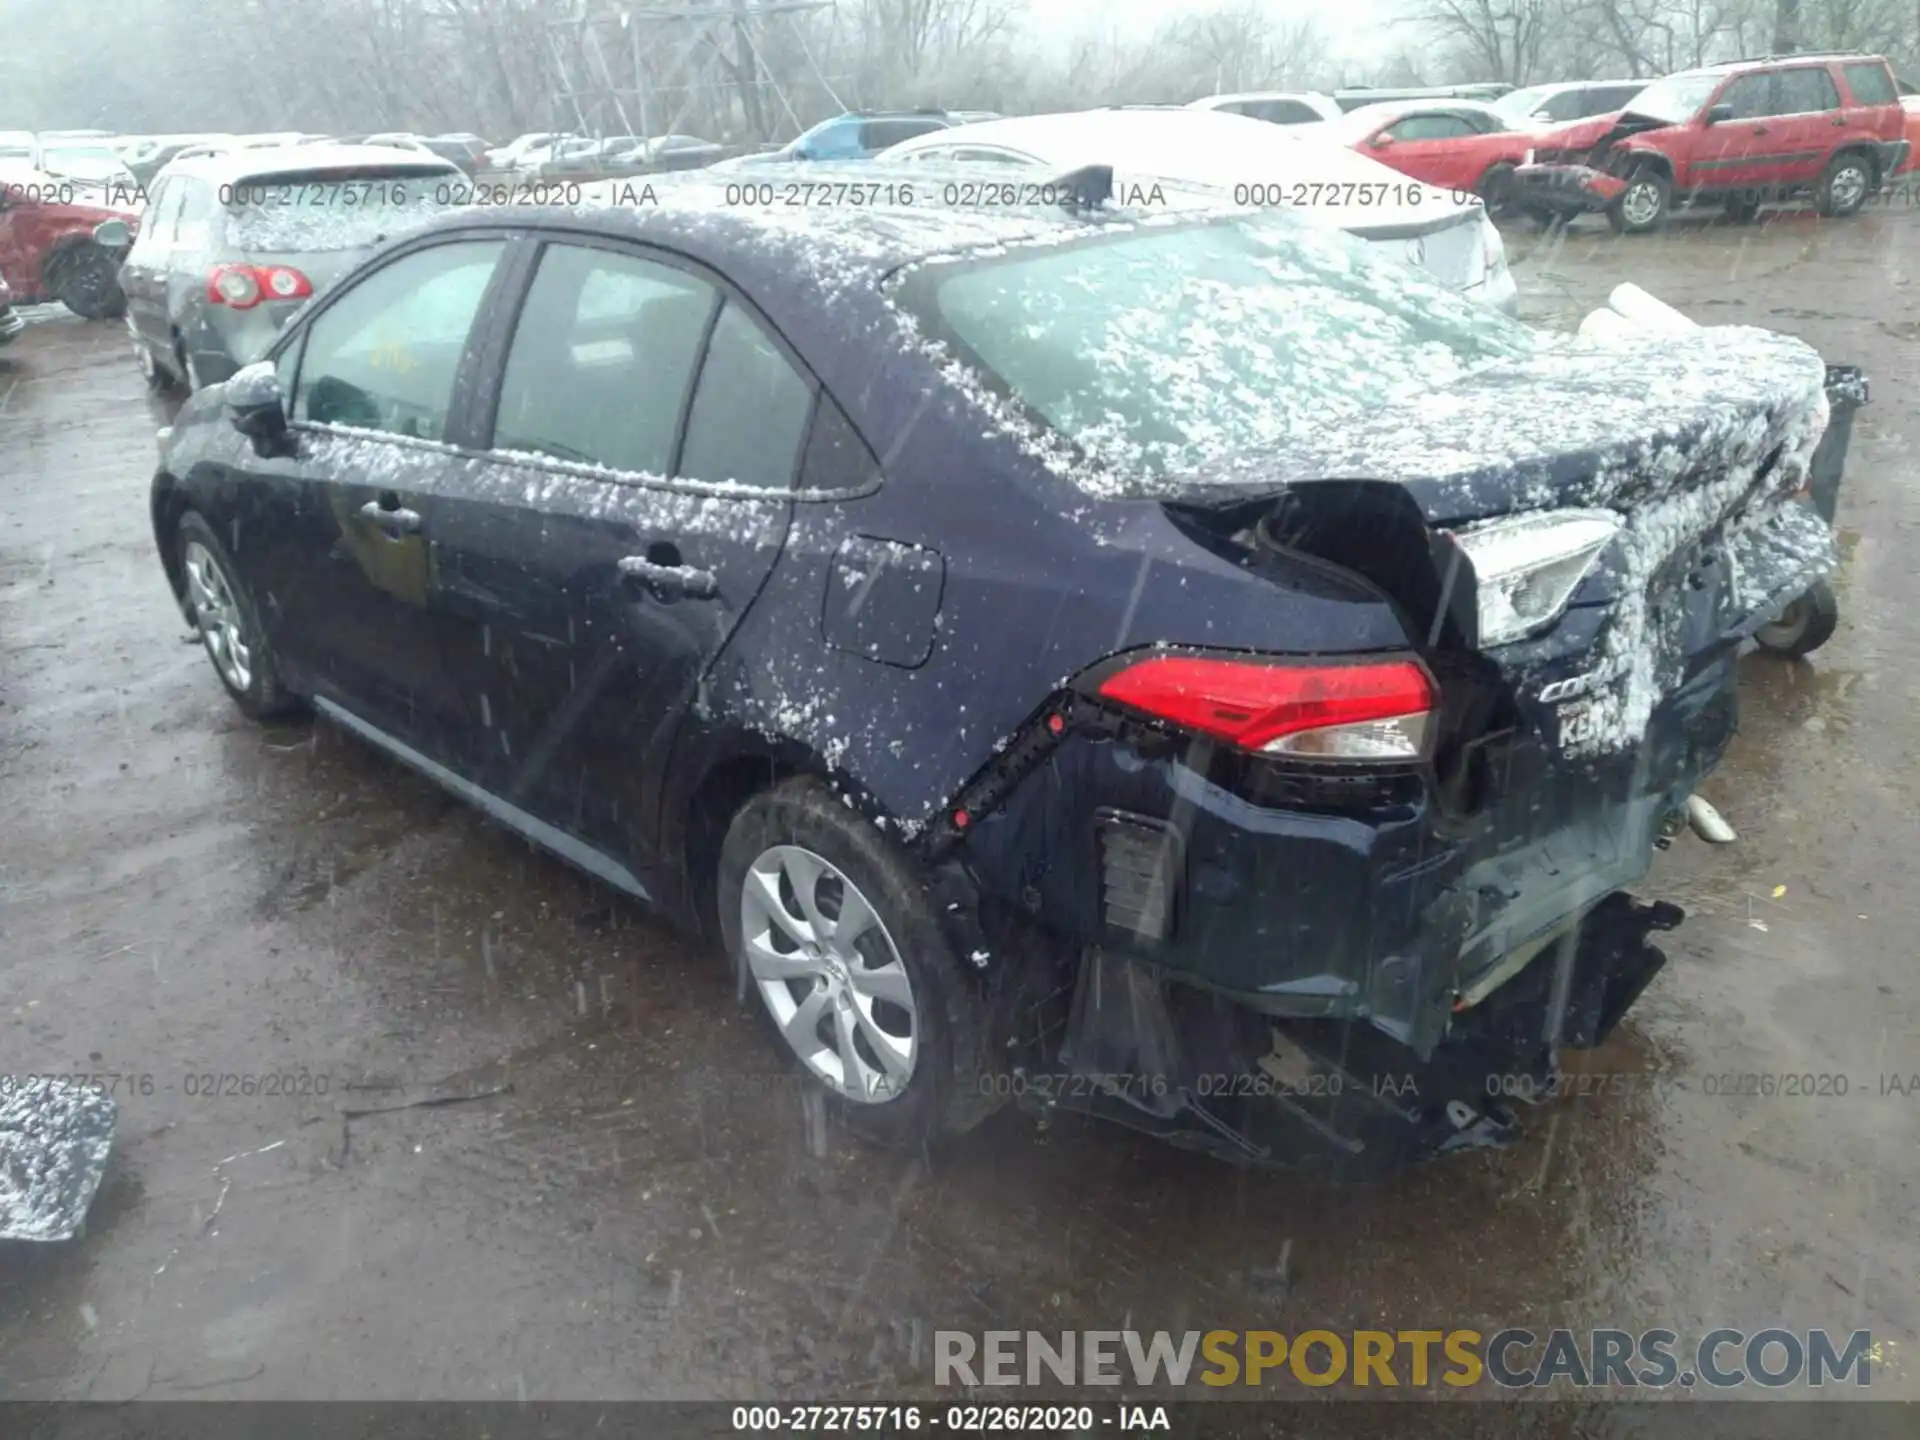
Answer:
[1512,53,1909,231]
[0,171,142,318]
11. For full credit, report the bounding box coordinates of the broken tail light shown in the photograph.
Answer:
[1091,653,1436,762]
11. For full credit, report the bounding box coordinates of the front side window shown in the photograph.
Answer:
[1718,74,1772,120]
[890,214,1535,493]
[292,238,504,440]
[491,243,716,473]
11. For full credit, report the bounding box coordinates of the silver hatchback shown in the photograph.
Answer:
[116,144,462,392]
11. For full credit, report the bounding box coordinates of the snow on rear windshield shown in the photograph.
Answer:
[223,169,458,251]
[893,213,1537,496]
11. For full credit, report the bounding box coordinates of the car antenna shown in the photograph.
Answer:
[1053,164,1113,214]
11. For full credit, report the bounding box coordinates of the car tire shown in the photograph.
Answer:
[1723,192,1763,224]
[1606,168,1670,233]
[1814,152,1873,217]
[1477,161,1517,218]
[1753,580,1839,658]
[136,338,175,393]
[717,776,1002,1149]
[49,244,127,320]
[175,511,304,721]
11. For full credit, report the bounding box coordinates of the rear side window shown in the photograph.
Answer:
[860,118,946,150]
[491,243,716,474]
[292,239,504,441]
[679,303,815,489]
[1772,67,1840,114]
[1243,100,1323,124]
[1385,114,1476,140]
[1842,62,1897,106]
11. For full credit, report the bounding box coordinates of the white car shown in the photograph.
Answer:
[30,139,139,188]
[483,132,576,173]
[876,108,1518,313]
[1188,91,1343,125]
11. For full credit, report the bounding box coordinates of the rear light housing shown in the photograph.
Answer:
[1090,652,1437,763]
[1447,509,1620,648]
[207,263,312,310]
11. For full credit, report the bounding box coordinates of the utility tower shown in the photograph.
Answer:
[545,0,846,145]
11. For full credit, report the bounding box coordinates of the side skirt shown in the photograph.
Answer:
[312,696,652,904]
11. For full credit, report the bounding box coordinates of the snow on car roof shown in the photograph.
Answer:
[165,143,462,186]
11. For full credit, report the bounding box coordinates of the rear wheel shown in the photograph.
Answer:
[1754,581,1839,658]
[1814,152,1872,217]
[1606,168,1670,233]
[176,511,303,720]
[50,244,126,320]
[717,777,1001,1148]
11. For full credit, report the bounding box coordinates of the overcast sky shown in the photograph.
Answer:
[1018,0,1409,66]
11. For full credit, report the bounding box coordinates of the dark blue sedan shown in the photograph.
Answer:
[147,165,1838,1174]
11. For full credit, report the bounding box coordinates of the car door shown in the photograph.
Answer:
[1697,72,1776,191]
[1369,112,1482,189]
[121,176,183,354]
[246,234,514,767]
[1763,65,1845,188]
[425,235,812,880]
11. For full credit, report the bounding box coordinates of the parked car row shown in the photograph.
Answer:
[1197,53,1910,231]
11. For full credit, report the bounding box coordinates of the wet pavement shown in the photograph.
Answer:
[2,201,1917,1406]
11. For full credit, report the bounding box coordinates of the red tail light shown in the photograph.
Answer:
[207,264,312,310]
[1095,654,1436,762]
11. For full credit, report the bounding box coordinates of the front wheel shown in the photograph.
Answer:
[1753,581,1839,658]
[176,511,304,720]
[717,777,1002,1148]
[51,244,127,320]
[1606,169,1670,233]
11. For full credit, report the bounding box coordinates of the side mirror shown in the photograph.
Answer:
[1704,104,1734,125]
[1369,133,1393,148]
[224,361,289,451]
[93,218,133,248]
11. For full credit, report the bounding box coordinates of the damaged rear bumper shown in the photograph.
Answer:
[1512,163,1624,214]
[1042,893,1684,1176]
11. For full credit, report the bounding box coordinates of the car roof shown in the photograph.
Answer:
[1192,89,1336,105]
[1689,52,1886,78]
[444,160,1223,281]
[160,143,463,185]
[1339,97,1508,123]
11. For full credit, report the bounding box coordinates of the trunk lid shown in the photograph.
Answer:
[1166,327,1836,758]
[1168,327,1829,526]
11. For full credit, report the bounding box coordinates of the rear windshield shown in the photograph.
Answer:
[222,167,457,251]
[891,213,1536,493]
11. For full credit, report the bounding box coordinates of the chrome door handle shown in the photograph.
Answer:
[359,500,421,535]
[618,555,719,599]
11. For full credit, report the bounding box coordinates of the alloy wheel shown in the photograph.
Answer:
[1829,164,1867,212]
[1621,180,1662,228]
[739,843,918,1104]
[182,540,253,692]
